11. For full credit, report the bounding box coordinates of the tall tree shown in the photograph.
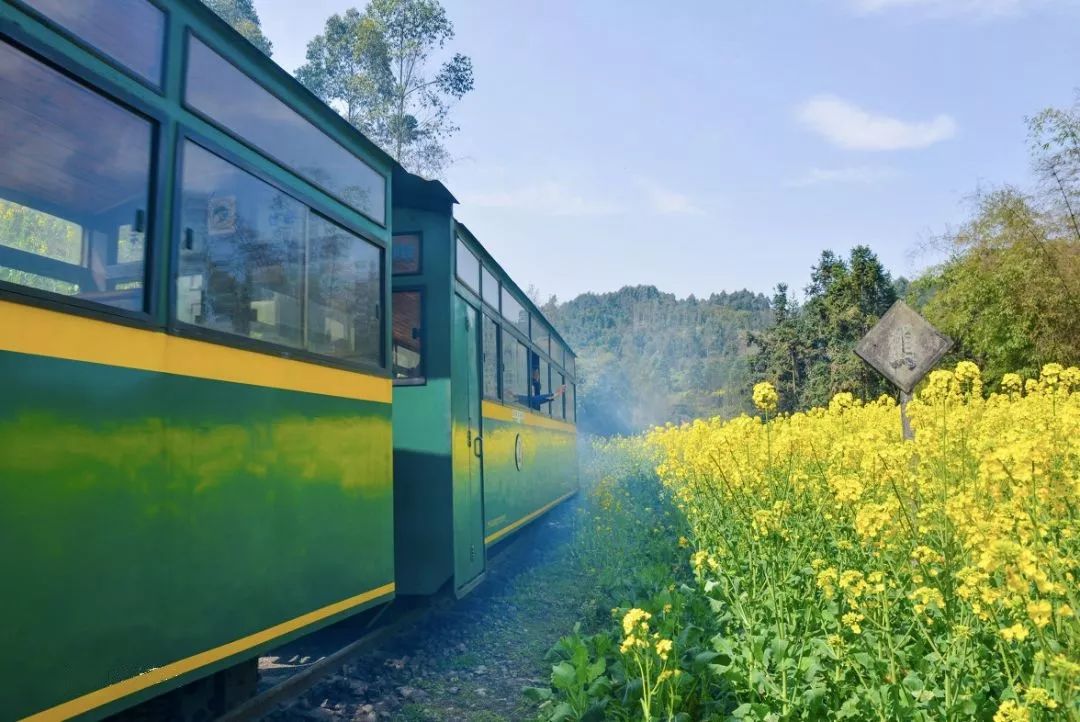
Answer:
[201,0,273,56]
[911,98,1080,384]
[751,246,897,411]
[297,0,474,178]
[913,188,1080,383]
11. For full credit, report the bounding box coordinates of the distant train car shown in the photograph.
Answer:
[390,172,579,598]
[0,1,396,719]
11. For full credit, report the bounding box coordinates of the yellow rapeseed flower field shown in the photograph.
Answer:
[643,362,1079,720]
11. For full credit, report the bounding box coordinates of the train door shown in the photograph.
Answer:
[451,294,485,594]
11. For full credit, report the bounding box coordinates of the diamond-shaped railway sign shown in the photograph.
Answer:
[855,300,953,395]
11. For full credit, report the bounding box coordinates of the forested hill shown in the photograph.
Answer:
[543,286,772,435]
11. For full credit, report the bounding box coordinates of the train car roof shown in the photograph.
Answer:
[392,165,458,211]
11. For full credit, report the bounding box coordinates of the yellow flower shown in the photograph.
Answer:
[999,623,1029,643]
[622,608,652,636]
[1026,600,1052,628]
[655,638,673,661]
[1000,373,1022,395]
[1023,687,1058,710]
[841,611,864,634]
[993,700,1030,722]
[752,381,779,413]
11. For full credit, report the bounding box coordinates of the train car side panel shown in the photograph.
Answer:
[480,403,577,546]
[0,307,394,721]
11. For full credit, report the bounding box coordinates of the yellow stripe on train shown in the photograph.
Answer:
[0,300,391,404]
[481,399,576,433]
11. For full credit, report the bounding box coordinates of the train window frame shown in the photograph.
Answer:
[392,231,422,276]
[0,30,165,329]
[12,0,170,92]
[169,131,388,378]
[392,287,425,385]
[181,30,388,228]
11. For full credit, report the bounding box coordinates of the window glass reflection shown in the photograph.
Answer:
[500,289,528,337]
[178,141,382,366]
[456,238,479,292]
[482,314,499,398]
[481,266,499,309]
[392,290,423,380]
[22,0,165,85]
[308,214,381,364]
[0,39,152,312]
[392,233,421,274]
[502,338,528,406]
[185,37,386,224]
[179,142,304,347]
[533,324,550,356]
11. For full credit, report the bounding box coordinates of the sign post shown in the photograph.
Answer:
[854,301,952,440]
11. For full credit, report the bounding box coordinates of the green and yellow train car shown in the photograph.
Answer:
[0,0,396,718]
[391,173,578,598]
[0,1,577,719]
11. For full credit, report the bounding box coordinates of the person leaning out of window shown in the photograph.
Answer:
[517,366,565,411]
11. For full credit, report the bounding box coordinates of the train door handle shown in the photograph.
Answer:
[473,436,483,458]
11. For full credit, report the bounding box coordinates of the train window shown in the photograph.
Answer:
[185,36,386,225]
[502,337,528,407]
[177,141,382,366]
[392,290,423,381]
[178,142,303,348]
[392,233,421,274]
[306,213,382,364]
[569,383,576,422]
[552,341,565,368]
[21,0,165,86]
[0,39,152,312]
[481,266,499,309]
[500,288,528,337]
[533,324,550,356]
[568,353,576,379]
[482,314,500,398]
[456,238,479,292]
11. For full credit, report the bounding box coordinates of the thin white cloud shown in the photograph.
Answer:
[459,181,624,216]
[850,0,1035,17]
[635,177,706,215]
[796,95,957,151]
[786,165,900,187]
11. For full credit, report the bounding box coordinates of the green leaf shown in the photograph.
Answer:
[551,661,577,690]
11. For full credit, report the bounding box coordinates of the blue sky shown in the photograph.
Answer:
[257,0,1080,302]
